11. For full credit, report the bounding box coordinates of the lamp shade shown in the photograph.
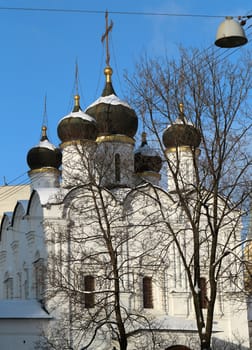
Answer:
[215,16,248,48]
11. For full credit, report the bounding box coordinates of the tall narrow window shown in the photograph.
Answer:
[115,153,121,182]
[33,258,45,300]
[16,272,22,298]
[4,272,13,299]
[143,276,153,308]
[24,267,29,299]
[200,277,208,309]
[84,275,95,308]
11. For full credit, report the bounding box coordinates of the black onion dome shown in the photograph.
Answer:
[135,132,162,173]
[57,95,98,143]
[85,67,138,138]
[162,104,201,149]
[27,126,62,170]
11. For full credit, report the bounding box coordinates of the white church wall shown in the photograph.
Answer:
[0,319,47,350]
[96,141,135,188]
[0,168,249,349]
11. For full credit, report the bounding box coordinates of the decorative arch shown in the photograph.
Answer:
[0,213,11,241]
[27,190,43,221]
[11,200,28,227]
[62,184,117,220]
[4,271,13,299]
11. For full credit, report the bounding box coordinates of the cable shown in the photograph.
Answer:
[0,6,229,18]
[4,172,28,186]
[0,10,250,205]
[94,44,105,101]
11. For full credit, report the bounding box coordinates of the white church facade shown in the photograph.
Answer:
[0,18,250,350]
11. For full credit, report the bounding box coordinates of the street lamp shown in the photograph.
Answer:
[215,16,248,48]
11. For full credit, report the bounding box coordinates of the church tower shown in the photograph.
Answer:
[162,104,201,192]
[134,132,162,186]
[57,94,98,188]
[27,125,62,190]
[85,12,138,188]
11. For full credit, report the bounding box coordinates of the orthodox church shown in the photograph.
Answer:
[0,16,250,350]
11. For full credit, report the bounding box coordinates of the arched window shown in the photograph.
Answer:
[84,275,95,308]
[4,272,13,299]
[16,272,22,298]
[33,254,45,300]
[23,263,29,299]
[143,276,153,308]
[115,153,121,182]
[200,277,208,309]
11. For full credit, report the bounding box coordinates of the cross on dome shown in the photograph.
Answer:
[101,10,113,68]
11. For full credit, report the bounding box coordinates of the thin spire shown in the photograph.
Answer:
[42,94,48,127]
[72,60,82,112]
[75,59,79,96]
[40,95,49,141]
[101,10,113,68]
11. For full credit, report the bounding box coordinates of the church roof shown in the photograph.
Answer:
[87,93,131,109]
[27,126,62,171]
[127,315,220,333]
[0,300,52,319]
[85,66,138,139]
[134,132,162,173]
[163,104,201,149]
[57,95,97,143]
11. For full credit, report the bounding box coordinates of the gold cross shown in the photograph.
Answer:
[101,11,113,67]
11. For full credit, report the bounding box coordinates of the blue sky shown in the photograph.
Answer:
[0,0,251,185]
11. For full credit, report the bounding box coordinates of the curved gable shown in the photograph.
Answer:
[62,184,117,219]
[124,183,170,212]
[11,200,29,227]
[0,213,12,241]
[27,190,43,218]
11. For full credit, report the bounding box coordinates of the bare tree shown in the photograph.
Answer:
[125,48,252,350]
[42,147,177,350]
[36,48,252,350]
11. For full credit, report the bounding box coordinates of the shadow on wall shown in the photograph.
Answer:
[212,337,250,350]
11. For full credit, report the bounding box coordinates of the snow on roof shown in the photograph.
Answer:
[86,94,131,109]
[36,139,57,151]
[125,314,220,334]
[166,115,193,130]
[150,315,220,333]
[151,315,198,331]
[0,300,52,319]
[59,110,96,124]
[134,144,159,157]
